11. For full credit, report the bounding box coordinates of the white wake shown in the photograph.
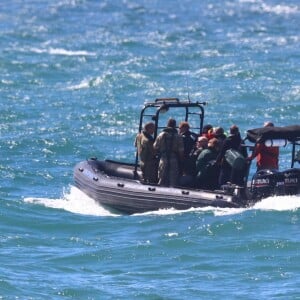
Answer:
[212,194,300,216]
[24,186,300,217]
[24,186,118,217]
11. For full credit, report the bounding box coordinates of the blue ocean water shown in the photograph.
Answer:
[1,0,300,298]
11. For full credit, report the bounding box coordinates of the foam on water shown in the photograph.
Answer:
[144,194,300,217]
[29,47,96,56]
[252,194,300,211]
[1,0,299,297]
[25,186,300,217]
[66,76,104,90]
[24,186,119,217]
[211,195,300,216]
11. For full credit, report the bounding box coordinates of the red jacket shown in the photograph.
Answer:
[251,143,279,170]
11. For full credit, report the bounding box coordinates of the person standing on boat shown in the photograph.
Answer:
[179,121,198,157]
[189,136,209,168]
[216,125,247,186]
[195,137,220,190]
[191,136,208,156]
[201,124,214,139]
[135,122,157,184]
[248,121,279,171]
[153,118,184,187]
[213,126,226,146]
[179,136,209,188]
[179,121,198,176]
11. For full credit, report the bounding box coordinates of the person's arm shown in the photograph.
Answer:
[248,143,261,160]
[153,133,163,156]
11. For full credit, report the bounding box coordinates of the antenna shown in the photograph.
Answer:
[184,55,191,102]
[186,75,191,102]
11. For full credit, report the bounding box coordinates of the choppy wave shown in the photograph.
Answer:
[24,186,119,217]
[238,0,299,15]
[24,186,300,217]
[259,3,299,15]
[66,77,104,90]
[144,195,300,217]
[252,195,300,211]
[2,0,300,297]
[29,47,96,56]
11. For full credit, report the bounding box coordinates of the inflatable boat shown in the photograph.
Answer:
[74,98,300,214]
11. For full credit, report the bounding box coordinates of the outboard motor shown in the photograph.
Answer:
[251,169,285,200]
[282,168,300,195]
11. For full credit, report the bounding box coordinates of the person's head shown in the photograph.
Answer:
[179,121,190,134]
[202,124,213,134]
[197,136,208,149]
[208,137,219,150]
[214,126,224,137]
[167,118,176,128]
[264,121,274,127]
[144,122,155,134]
[230,125,239,135]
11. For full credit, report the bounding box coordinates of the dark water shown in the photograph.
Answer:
[1,0,300,299]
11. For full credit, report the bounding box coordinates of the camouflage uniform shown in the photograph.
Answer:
[153,127,184,186]
[135,131,157,183]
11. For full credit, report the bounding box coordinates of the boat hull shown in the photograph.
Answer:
[74,159,245,214]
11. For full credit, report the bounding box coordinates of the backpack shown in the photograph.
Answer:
[225,149,246,170]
